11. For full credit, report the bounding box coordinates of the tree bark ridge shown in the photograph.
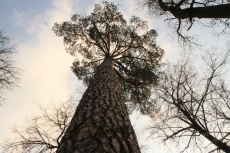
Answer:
[56,57,141,153]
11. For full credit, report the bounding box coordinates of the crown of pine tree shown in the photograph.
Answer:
[53,1,164,114]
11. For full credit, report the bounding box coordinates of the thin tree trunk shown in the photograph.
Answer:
[56,56,141,153]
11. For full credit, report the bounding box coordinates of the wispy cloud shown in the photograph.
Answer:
[0,0,80,144]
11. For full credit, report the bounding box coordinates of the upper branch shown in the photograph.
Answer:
[92,23,109,55]
[158,0,230,19]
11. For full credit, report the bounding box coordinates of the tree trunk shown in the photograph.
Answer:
[56,56,141,153]
[175,4,230,19]
[159,1,230,19]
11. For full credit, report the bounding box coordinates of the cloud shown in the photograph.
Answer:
[0,0,81,144]
[13,0,78,103]
[13,10,26,26]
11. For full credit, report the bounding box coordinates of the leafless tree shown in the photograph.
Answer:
[1,98,78,153]
[0,30,20,104]
[139,0,230,48]
[149,48,230,152]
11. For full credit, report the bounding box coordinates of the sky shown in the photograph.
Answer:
[0,0,228,153]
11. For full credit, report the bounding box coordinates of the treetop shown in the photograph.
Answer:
[53,1,164,114]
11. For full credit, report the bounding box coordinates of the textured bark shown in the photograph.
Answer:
[56,56,141,153]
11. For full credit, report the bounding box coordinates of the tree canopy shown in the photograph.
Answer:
[53,1,164,114]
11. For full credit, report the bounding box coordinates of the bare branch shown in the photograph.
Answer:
[1,98,78,153]
[0,30,21,104]
[148,48,230,152]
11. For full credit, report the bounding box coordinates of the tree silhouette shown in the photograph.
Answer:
[149,49,230,152]
[0,30,20,104]
[1,99,77,153]
[53,1,163,152]
[140,0,230,47]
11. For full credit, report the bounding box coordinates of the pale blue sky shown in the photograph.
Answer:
[0,0,228,153]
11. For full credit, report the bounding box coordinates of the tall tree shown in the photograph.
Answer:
[52,1,163,152]
[148,49,230,152]
[0,30,20,104]
[140,0,230,47]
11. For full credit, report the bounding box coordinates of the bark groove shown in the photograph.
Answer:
[56,57,141,153]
